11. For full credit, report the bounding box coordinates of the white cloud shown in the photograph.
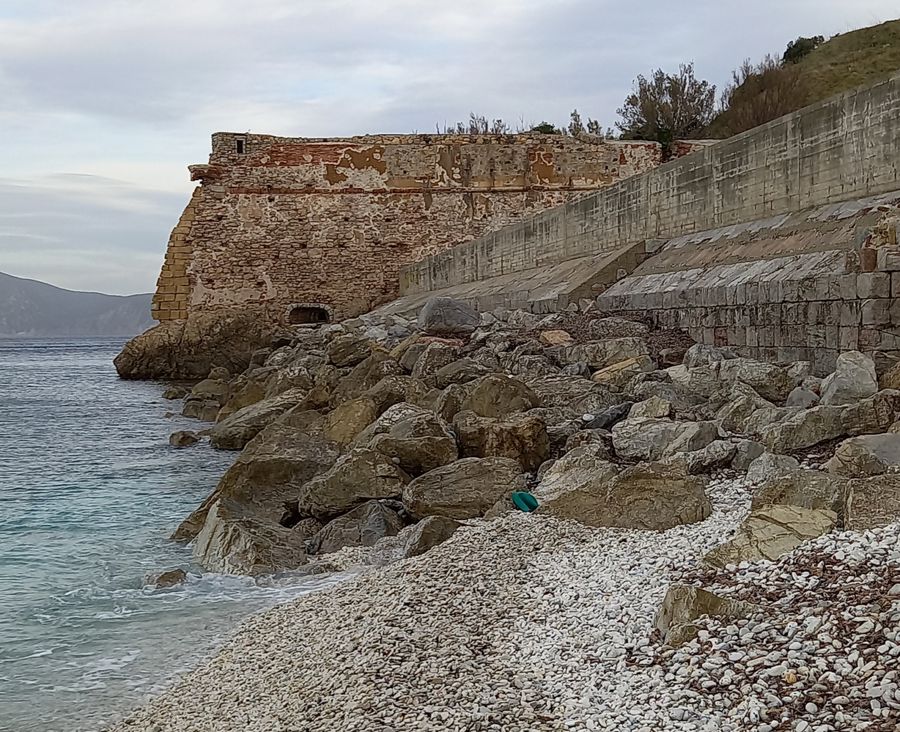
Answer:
[0,0,898,292]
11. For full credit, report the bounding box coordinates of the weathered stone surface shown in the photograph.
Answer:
[306,500,405,555]
[705,505,837,567]
[545,461,710,530]
[785,386,819,408]
[533,445,619,520]
[563,429,613,457]
[162,385,189,400]
[410,342,460,379]
[820,350,878,406]
[363,375,431,415]
[682,343,737,369]
[454,411,549,472]
[417,297,480,336]
[715,382,775,433]
[751,471,848,517]
[430,358,490,389]
[844,474,900,530]
[329,351,402,407]
[762,405,846,453]
[666,440,736,475]
[264,365,314,399]
[731,439,766,471]
[208,389,307,450]
[655,584,755,647]
[433,383,470,422]
[841,389,900,435]
[366,411,458,476]
[746,453,801,484]
[169,430,200,448]
[402,457,525,520]
[879,359,900,390]
[826,433,900,477]
[323,397,379,446]
[526,375,616,415]
[611,418,718,462]
[217,379,267,420]
[297,448,409,519]
[396,516,462,558]
[563,338,649,370]
[538,329,574,347]
[629,395,674,419]
[184,420,340,574]
[145,568,187,588]
[115,310,286,380]
[325,333,373,368]
[717,358,795,403]
[461,374,538,418]
[590,356,654,389]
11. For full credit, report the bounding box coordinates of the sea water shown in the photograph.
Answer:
[0,339,343,732]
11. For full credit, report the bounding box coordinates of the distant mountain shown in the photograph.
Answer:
[0,271,155,337]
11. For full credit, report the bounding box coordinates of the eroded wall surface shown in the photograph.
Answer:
[400,74,900,295]
[152,133,664,322]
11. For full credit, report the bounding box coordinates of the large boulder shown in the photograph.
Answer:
[666,440,737,475]
[430,358,490,389]
[655,584,755,647]
[715,382,774,433]
[844,474,900,531]
[562,338,649,370]
[587,317,649,340]
[402,457,525,520]
[396,516,462,558]
[329,351,402,407]
[532,445,618,520]
[453,411,549,472]
[364,375,431,414]
[296,447,409,519]
[208,389,307,450]
[544,462,711,530]
[364,410,458,476]
[746,452,800,484]
[590,357,654,390]
[417,297,480,336]
[762,405,846,453]
[629,395,674,419]
[461,375,538,418]
[716,358,795,403]
[114,310,287,380]
[323,397,379,446]
[525,375,617,415]
[705,505,837,567]
[682,343,736,369]
[751,471,848,518]
[306,500,405,555]
[410,342,460,379]
[820,350,878,406]
[611,417,718,462]
[325,333,373,368]
[826,433,900,477]
[183,418,340,574]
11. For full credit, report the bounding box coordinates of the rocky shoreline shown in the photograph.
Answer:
[121,297,900,730]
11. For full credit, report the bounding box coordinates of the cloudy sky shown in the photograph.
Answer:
[1,0,897,294]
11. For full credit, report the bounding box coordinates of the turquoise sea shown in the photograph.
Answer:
[0,339,340,732]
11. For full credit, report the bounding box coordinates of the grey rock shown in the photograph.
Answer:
[397,516,462,558]
[209,389,307,450]
[611,417,718,462]
[820,350,878,406]
[307,501,405,555]
[169,430,200,448]
[562,337,650,370]
[826,433,900,477]
[746,453,801,484]
[461,374,538,418]
[655,584,755,647]
[731,439,766,471]
[845,474,900,531]
[682,343,737,369]
[417,297,480,336]
[325,333,373,368]
[785,386,819,408]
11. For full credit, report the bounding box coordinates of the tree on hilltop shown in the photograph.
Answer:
[616,62,716,149]
[782,35,824,64]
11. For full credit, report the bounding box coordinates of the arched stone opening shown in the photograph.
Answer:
[286,303,331,325]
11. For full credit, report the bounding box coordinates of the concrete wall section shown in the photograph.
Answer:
[402,74,900,295]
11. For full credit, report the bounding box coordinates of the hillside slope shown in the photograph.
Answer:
[0,272,154,337]
[708,19,900,136]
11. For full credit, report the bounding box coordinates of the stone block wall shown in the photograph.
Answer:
[152,133,667,322]
[401,73,900,296]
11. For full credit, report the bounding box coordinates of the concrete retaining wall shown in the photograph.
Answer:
[401,73,900,297]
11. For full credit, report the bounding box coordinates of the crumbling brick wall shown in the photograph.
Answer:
[152,133,665,323]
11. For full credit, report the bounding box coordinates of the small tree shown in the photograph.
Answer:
[567,109,603,137]
[616,62,716,148]
[437,113,512,134]
[714,55,808,135]
[782,35,824,65]
[530,121,558,134]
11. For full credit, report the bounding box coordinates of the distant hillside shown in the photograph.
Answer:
[708,19,900,136]
[0,272,154,337]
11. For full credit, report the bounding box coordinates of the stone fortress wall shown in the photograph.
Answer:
[151,133,690,323]
[389,73,900,373]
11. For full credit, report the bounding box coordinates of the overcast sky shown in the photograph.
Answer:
[1,0,897,294]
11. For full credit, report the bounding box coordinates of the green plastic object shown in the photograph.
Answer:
[511,491,539,513]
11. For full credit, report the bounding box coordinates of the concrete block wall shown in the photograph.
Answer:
[401,73,900,296]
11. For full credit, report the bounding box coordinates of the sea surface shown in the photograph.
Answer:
[0,338,343,732]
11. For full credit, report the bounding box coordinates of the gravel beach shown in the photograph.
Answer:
[111,476,752,731]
